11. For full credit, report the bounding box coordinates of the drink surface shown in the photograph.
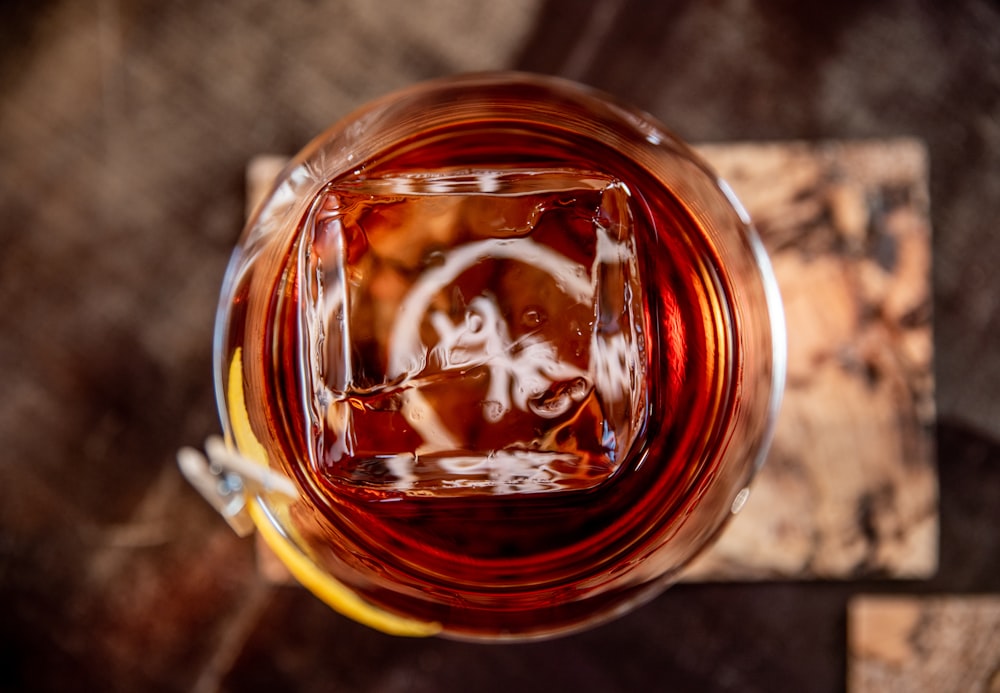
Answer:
[229,120,738,636]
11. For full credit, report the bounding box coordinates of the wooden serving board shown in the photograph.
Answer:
[247,138,937,583]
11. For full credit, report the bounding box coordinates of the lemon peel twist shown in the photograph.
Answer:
[227,347,442,638]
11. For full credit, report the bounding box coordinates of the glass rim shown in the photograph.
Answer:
[211,71,788,640]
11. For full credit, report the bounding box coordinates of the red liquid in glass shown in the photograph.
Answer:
[232,123,736,637]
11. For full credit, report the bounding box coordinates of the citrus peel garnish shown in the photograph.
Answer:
[177,347,441,637]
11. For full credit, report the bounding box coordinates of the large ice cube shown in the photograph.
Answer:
[299,168,647,495]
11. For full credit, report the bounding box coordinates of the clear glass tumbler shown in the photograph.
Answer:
[212,72,785,640]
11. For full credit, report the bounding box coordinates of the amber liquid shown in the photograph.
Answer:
[234,124,735,637]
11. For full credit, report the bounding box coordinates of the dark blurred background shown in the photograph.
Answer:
[1,1,998,691]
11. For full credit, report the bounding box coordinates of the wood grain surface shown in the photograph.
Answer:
[686,139,937,580]
[849,595,1000,692]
